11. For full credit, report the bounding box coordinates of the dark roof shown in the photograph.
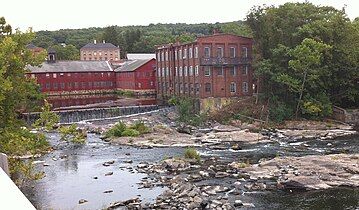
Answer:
[115,59,154,72]
[27,61,113,73]
[81,42,119,50]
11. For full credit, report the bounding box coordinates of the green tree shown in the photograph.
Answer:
[101,26,119,46]
[51,44,79,60]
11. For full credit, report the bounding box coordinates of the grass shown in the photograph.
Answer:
[184,147,201,162]
[59,124,86,144]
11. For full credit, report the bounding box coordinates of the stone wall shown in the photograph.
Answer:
[333,106,359,125]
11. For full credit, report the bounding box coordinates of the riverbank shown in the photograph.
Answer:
[89,108,357,148]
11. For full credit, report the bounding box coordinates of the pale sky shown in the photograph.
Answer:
[2,0,358,31]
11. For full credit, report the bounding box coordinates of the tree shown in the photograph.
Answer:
[221,22,253,37]
[0,17,49,156]
[101,26,119,46]
[51,44,79,60]
[246,3,359,121]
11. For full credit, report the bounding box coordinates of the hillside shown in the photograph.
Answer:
[32,21,251,54]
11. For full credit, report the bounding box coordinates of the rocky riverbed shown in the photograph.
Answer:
[22,108,359,209]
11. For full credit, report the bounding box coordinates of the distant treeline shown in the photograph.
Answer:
[32,21,252,57]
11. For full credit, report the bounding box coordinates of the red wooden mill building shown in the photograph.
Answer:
[27,49,156,95]
[155,33,254,100]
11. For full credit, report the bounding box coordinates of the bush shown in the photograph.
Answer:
[115,90,135,97]
[122,129,140,137]
[105,121,150,138]
[59,124,86,144]
[269,100,293,123]
[176,97,205,126]
[184,147,200,162]
[168,96,178,105]
[130,121,150,134]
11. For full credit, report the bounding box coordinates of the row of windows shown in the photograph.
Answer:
[157,47,199,62]
[157,46,249,62]
[119,81,154,88]
[82,51,119,56]
[203,46,248,58]
[42,81,114,90]
[83,57,118,61]
[37,72,113,79]
[157,66,249,78]
[158,82,249,94]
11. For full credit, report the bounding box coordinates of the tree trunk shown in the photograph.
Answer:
[295,71,307,119]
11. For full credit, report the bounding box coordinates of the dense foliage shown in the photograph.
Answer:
[247,3,359,121]
[31,21,251,57]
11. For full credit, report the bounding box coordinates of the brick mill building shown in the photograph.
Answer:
[155,33,253,102]
[80,40,120,61]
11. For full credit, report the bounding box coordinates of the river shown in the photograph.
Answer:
[22,132,359,209]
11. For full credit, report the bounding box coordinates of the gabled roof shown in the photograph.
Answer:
[27,61,113,73]
[115,59,154,72]
[80,43,119,50]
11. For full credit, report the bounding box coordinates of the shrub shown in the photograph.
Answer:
[176,97,205,126]
[122,128,140,137]
[105,121,150,138]
[130,121,150,134]
[184,147,200,162]
[269,100,293,123]
[59,124,86,144]
[168,96,178,105]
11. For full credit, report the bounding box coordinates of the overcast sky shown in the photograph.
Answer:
[2,0,358,31]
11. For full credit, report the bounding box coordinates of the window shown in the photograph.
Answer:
[184,83,188,92]
[161,52,164,61]
[157,52,161,61]
[60,83,65,89]
[242,65,248,75]
[88,82,92,87]
[189,47,193,58]
[189,83,193,93]
[165,51,168,61]
[53,73,57,78]
[166,67,169,76]
[162,68,165,77]
[204,66,211,76]
[138,83,142,88]
[230,47,236,58]
[195,83,200,94]
[230,82,236,93]
[53,83,58,89]
[157,68,161,77]
[195,65,199,75]
[175,50,177,60]
[230,66,236,76]
[242,82,248,93]
[46,73,50,77]
[242,47,248,58]
[175,67,178,76]
[204,47,210,58]
[189,66,193,76]
[150,81,153,86]
[205,83,211,92]
[217,47,223,58]
[194,47,198,58]
[184,66,188,76]
[46,83,50,89]
[179,67,183,77]
[60,73,64,76]
[217,67,223,76]
[183,48,187,59]
[179,50,182,59]
[180,83,183,93]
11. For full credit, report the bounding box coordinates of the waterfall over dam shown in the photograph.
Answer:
[23,105,160,124]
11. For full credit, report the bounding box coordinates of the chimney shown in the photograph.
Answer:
[94,40,97,44]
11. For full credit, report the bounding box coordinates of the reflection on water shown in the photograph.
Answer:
[47,94,157,110]
[22,133,184,210]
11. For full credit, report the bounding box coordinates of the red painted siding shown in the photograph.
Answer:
[115,59,156,91]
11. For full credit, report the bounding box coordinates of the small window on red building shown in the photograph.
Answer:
[205,83,211,93]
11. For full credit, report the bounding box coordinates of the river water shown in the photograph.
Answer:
[22,132,359,209]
